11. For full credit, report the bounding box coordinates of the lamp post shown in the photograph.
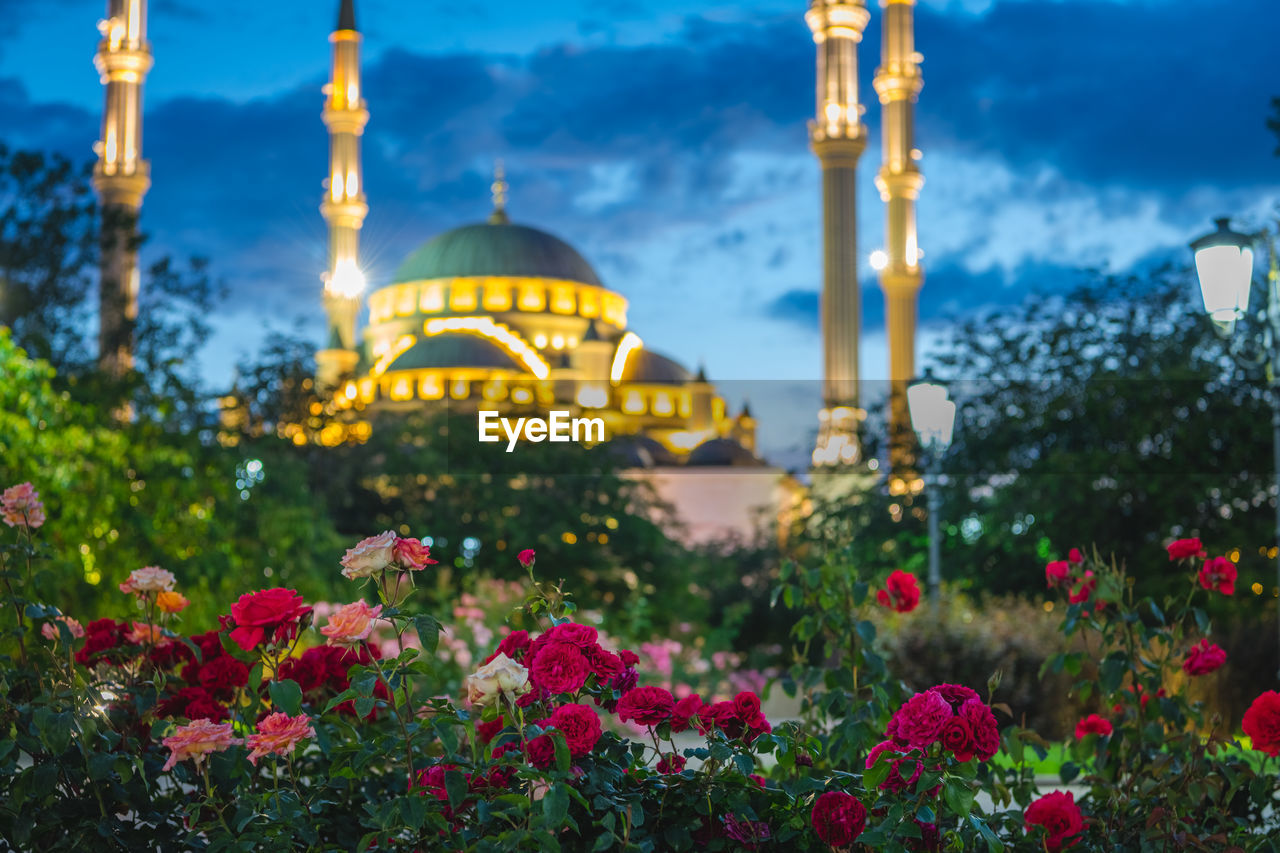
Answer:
[1190,217,1280,678]
[907,372,957,609]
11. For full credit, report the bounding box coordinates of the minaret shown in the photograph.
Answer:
[807,0,869,467]
[93,0,152,376]
[873,0,924,470]
[316,0,369,390]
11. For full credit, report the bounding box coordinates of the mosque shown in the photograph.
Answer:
[89,0,926,538]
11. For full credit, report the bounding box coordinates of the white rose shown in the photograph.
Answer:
[340,531,398,580]
[465,653,531,707]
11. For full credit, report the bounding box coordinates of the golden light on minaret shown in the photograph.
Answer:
[93,0,152,376]
[873,0,925,471]
[807,0,869,467]
[316,0,369,390]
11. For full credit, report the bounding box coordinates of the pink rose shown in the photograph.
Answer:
[41,616,85,641]
[161,719,242,771]
[1045,560,1071,589]
[517,549,536,569]
[810,791,866,847]
[865,740,922,792]
[245,712,315,765]
[340,531,398,579]
[1068,547,1084,564]
[119,566,176,595]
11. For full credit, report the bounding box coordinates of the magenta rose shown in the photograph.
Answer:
[529,641,591,694]
[959,698,1001,760]
[876,569,921,612]
[1182,638,1227,676]
[548,703,602,757]
[1167,538,1206,561]
[865,740,921,793]
[1045,560,1071,588]
[1198,557,1236,595]
[940,716,975,761]
[888,689,953,749]
[670,694,704,733]
[810,791,866,847]
[616,685,676,727]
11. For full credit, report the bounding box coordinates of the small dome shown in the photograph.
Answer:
[686,438,764,468]
[617,349,692,385]
[370,334,525,373]
[392,222,603,287]
[605,434,679,469]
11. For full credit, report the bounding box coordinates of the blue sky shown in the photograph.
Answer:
[3,0,1278,465]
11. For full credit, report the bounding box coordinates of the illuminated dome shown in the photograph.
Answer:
[686,438,765,467]
[392,222,604,287]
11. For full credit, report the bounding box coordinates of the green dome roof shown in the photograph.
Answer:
[392,222,603,287]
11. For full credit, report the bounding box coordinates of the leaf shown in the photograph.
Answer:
[542,782,569,827]
[354,696,375,718]
[968,815,1004,852]
[412,614,441,655]
[444,769,468,811]
[944,778,975,817]
[268,679,303,716]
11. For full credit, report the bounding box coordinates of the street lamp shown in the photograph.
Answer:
[908,372,957,609]
[1189,216,1280,677]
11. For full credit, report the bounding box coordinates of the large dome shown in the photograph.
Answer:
[392,222,603,287]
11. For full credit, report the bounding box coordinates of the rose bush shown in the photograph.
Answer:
[3,484,1280,850]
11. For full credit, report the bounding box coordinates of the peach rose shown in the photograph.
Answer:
[156,590,190,614]
[340,531,398,579]
[127,622,165,645]
[161,719,242,771]
[393,537,438,571]
[119,566,176,595]
[466,652,532,707]
[246,712,315,765]
[320,600,383,646]
[41,616,85,641]
[1,482,46,529]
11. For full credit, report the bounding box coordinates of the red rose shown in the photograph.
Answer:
[670,694,704,733]
[185,694,231,722]
[228,588,311,652]
[1074,714,1112,740]
[74,618,129,666]
[548,703,602,757]
[887,689,952,750]
[1243,690,1280,756]
[1068,547,1084,564]
[1068,570,1096,605]
[1045,560,1071,589]
[476,715,506,745]
[656,753,686,774]
[617,685,676,727]
[1198,557,1236,595]
[198,654,250,698]
[1025,791,1084,852]
[1182,638,1227,676]
[1167,538,1207,561]
[524,732,557,769]
[517,548,536,569]
[810,791,866,847]
[619,649,640,668]
[876,569,921,613]
[529,641,591,694]
[940,716,975,761]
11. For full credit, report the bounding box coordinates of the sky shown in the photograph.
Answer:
[3,0,1278,467]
